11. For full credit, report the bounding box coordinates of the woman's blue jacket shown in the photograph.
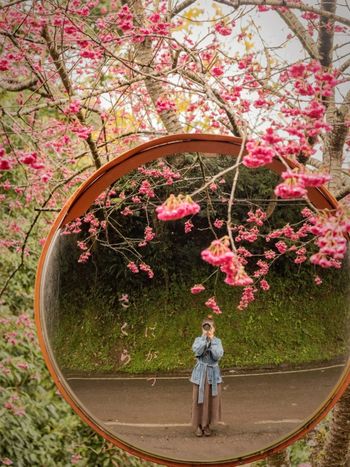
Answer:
[189,335,224,404]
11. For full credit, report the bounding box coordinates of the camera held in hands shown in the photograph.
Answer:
[202,322,212,331]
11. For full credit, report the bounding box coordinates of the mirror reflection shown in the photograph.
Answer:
[40,154,350,463]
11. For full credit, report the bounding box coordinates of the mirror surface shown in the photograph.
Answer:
[40,154,350,463]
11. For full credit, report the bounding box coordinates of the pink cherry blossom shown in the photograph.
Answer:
[65,99,81,114]
[71,454,83,465]
[299,171,331,187]
[253,260,269,277]
[156,98,176,112]
[184,219,194,233]
[17,362,29,370]
[201,238,234,266]
[213,219,224,229]
[15,313,31,327]
[247,208,267,226]
[139,262,154,278]
[215,22,232,36]
[223,261,253,286]
[288,62,306,78]
[144,226,155,242]
[78,251,91,263]
[314,275,322,285]
[260,279,270,291]
[1,458,13,465]
[127,261,139,273]
[117,4,134,32]
[156,193,200,221]
[139,180,155,198]
[242,141,275,168]
[238,286,257,310]
[191,284,205,294]
[70,122,92,139]
[235,226,259,243]
[264,249,276,259]
[303,100,325,119]
[236,246,253,257]
[274,172,307,199]
[0,159,12,171]
[275,241,288,254]
[211,65,224,77]
[205,297,222,314]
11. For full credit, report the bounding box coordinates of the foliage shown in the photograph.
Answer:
[53,268,350,374]
[0,307,155,467]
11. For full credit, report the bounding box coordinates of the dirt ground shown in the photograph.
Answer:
[65,362,346,463]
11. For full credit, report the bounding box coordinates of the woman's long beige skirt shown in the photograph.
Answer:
[191,373,222,429]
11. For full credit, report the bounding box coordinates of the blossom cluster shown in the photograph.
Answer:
[137,161,181,185]
[201,237,253,287]
[242,140,275,168]
[205,297,222,315]
[127,261,154,278]
[274,169,331,199]
[309,208,350,268]
[138,226,156,247]
[247,208,267,226]
[214,22,233,36]
[156,98,176,112]
[116,5,134,32]
[191,284,205,294]
[238,286,257,311]
[156,193,200,221]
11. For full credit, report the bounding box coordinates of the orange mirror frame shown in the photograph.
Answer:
[34,133,350,466]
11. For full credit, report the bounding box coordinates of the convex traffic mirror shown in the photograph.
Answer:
[35,134,350,466]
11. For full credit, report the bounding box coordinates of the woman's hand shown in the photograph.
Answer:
[207,329,214,340]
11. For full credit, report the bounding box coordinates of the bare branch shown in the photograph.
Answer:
[171,0,197,17]
[318,0,337,68]
[0,0,28,10]
[335,184,350,201]
[0,77,38,92]
[307,157,325,170]
[339,88,350,119]
[41,24,102,169]
[214,0,350,28]
[0,163,93,300]
[339,58,350,73]
[277,9,320,59]
[265,191,278,220]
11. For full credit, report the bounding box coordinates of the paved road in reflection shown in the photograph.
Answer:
[66,363,345,463]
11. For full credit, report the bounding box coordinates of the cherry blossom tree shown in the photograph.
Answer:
[0,0,350,465]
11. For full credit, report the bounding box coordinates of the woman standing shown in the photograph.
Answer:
[190,314,224,437]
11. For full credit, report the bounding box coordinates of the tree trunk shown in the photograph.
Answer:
[127,0,186,168]
[317,386,350,466]
[323,104,348,194]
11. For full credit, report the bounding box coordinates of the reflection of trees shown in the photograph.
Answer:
[54,164,350,374]
[61,160,332,307]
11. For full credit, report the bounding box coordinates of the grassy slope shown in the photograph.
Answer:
[53,271,350,374]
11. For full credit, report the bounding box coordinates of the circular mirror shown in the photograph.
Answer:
[35,134,350,466]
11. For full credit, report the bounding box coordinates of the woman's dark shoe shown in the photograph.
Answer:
[195,425,203,437]
[203,425,211,436]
